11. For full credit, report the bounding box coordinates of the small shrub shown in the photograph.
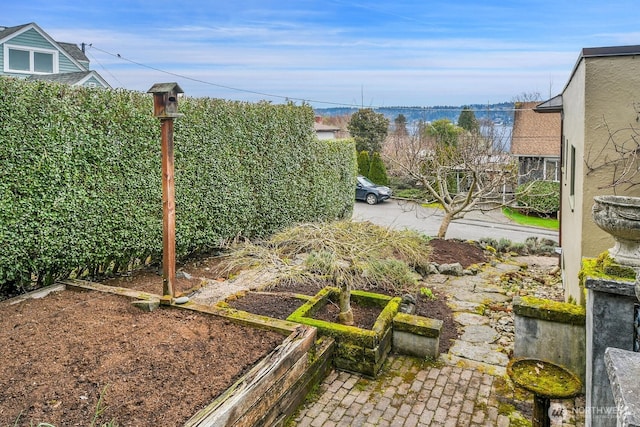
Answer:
[368,152,389,185]
[357,150,371,177]
[419,287,436,300]
[305,250,337,275]
[525,236,559,255]
[388,175,417,190]
[515,180,560,216]
[224,221,432,292]
[510,242,526,254]
[394,188,427,200]
[361,258,419,290]
[495,238,512,253]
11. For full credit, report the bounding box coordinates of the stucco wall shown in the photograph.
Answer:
[561,59,586,303]
[582,56,640,256]
[561,53,640,303]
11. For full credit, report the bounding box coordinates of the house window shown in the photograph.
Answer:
[569,145,576,211]
[8,48,29,71]
[544,159,559,181]
[562,138,568,178]
[34,51,53,73]
[4,45,58,74]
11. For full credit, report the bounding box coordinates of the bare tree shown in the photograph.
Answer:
[384,119,515,238]
[586,109,640,191]
[511,92,542,103]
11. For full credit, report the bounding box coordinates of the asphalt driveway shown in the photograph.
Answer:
[352,199,558,244]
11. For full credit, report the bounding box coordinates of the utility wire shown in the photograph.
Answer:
[87,44,539,113]
[88,44,364,108]
[85,49,125,87]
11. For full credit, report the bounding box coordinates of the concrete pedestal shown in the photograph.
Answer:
[604,347,640,427]
[585,276,637,427]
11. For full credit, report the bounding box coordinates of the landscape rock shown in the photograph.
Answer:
[131,299,160,312]
[453,312,490,326]
[426,263,440,275]
[438,262,464,276]
[176,270,193,280]
[446,300,486,314]
[460,325,500,344]
[449,340,509,366]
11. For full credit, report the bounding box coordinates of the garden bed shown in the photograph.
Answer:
[225,281,458,354]
[0,236,489,425]
[0,283,284,426]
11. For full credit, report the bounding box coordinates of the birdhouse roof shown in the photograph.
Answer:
[147,82,184,94]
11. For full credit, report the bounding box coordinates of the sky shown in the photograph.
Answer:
[4,1,640,108]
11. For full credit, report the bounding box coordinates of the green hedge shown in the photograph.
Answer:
[0,78,356,289]
[515,180,560,216]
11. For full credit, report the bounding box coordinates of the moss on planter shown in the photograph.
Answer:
[393,312,442,337]
[508,358,582,399]
[287,286,400,376]
[513,296,585,326]
[579,252,636,288]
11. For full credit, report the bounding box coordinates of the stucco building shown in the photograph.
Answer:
[537,45,640,303]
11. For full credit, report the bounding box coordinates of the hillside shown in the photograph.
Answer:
[313,102,514,126]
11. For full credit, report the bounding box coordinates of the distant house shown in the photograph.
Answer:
[0,22,110,88]
[537,45,640,304]
[313,116,341,140]
[510,101,561,185]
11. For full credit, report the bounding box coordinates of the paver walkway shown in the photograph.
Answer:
[293,258,586,426]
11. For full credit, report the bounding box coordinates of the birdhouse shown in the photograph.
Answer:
[147,82,184,118]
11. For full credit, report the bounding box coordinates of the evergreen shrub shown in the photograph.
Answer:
[515,180,560,216]
[0,78,355,291]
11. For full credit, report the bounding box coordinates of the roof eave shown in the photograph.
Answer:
[534,94,563,113]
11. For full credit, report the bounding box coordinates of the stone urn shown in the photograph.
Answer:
[592,195,640,267]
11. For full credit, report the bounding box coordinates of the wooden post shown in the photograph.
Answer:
[161,118,176,298]
[147,82,184,300]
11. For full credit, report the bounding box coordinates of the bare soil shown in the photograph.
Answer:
[0,238,486,426]
[0,272,283,427]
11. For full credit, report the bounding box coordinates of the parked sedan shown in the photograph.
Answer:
[355,176,392,205]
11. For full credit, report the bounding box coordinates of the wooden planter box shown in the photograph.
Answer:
[185,325,334,427]
[54,280,334,427]
[287,287,402,377]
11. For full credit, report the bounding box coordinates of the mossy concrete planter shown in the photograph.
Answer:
[592,195,640,267]
[288,287,401,377]
[392,312,442,359]
[513,296,586,389]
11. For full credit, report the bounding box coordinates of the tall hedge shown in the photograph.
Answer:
[0,78,356,289]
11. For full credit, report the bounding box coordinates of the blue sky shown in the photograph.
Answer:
[5,1,640,107]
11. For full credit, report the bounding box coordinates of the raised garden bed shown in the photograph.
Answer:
[287,287,401,377]
[0,280,333,427]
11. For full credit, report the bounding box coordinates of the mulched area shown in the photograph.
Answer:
[428,238,487,267]
[314,298,382,330]
[226,284,458,354]
[227,292,305,320]
[226,239,489,354]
